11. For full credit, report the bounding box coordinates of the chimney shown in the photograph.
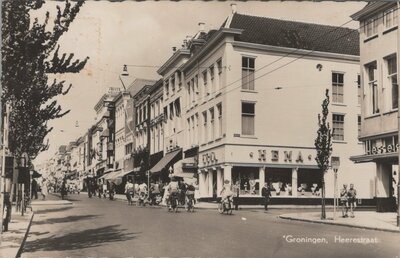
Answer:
[230,3,237,14]
[198,22,205,33]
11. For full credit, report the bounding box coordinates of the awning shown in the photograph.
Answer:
[350,152,398,163]
[149,149,181,174]
[99,171,113,180]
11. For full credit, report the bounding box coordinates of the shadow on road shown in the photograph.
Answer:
[23,225,139,252]
[34,206,73,214]
[34,214,100,225]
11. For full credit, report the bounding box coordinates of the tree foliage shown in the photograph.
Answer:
[1,0,88,161]
[314,89,333,219]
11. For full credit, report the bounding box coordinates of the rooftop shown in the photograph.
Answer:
[227,13,359,56]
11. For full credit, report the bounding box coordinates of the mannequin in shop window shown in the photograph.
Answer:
[285,183,292,196]
[311,184,318,195]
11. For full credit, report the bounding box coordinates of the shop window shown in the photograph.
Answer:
[332,72,344,103]
[297,169,322,196]
[242,57,255,90]
[232,167,260,196]
[265,168,292,196]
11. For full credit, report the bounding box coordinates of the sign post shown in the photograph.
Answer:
[331,157,340,220]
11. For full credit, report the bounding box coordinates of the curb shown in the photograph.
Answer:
[15,212,35,258]
[279,214,400,233]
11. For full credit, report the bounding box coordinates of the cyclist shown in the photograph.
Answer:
[220,179,234,209]
[185,182,196,208]
[125,179,134,204]
[166,177,180,210]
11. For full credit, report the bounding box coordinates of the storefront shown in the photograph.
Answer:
[198,144,325,203]
[149,148,182,183]
[351,134,399,212]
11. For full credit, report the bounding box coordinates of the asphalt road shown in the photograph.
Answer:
[22,194,400,258]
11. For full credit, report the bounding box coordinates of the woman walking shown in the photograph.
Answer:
[41,179,48,200]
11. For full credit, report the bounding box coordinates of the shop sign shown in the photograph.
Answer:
[257,149,305,163]
[202,152,217,165]
[367,144,399,155]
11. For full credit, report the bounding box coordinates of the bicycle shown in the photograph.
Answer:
[185,194,195,212]
[218,197,233,215]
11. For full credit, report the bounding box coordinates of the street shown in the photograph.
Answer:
[21,194,400,258]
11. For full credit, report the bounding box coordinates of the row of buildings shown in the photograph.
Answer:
[37,3,398,210]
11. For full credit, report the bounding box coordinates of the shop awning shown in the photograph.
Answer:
[350,152,398,163]
[149,149,181,174]
[98,171,113,180]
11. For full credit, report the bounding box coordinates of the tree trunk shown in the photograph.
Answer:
[321,170,326,219]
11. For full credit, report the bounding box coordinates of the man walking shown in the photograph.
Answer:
[340,184,349,218]
[261,183,272,211]
[347,183,357,218]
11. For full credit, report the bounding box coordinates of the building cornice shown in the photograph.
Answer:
[351,2,395,21]
[231,41,360,62]
[182,28,243,72]
[157,49,191,75]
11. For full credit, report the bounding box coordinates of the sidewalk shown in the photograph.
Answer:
[0,194,71,258]
[279,211,400,233]
[0,211,34,258]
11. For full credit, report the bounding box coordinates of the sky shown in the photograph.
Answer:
[33,0,367,166]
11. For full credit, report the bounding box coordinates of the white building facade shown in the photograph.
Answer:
[179,11,375,203]
[351,2,399,211]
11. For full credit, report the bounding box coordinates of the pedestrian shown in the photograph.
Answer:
[31,178,38,199]
[261,182,272,211]
[233,180,240,210]
[347,183,357,218]
[340,184,348,217]
[41,179,48,201]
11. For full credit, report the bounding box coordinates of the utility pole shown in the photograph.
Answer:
[0,103,10,236]
[397,1,400,228]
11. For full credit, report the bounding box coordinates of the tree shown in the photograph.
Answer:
[1,0,89,163]
[314,89,333,219]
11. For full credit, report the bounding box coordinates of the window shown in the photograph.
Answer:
[387,55,398,109]
[366,62,379,114]
[171,77,175,92]
[242,57,255,90]
[210,108,215,141]
[177,72,182,88]
[364,16,378,37]
[357,115,361,137]
[203,111,208,143]
[332,114,345,141]
[217,103,222,137]
[203,70,208,97]
[195,75,199,101]
[332,72,344,103]
[384,8,398,29]
[357,75,361,105]
[242,102,255,135]
[165,80,169,96]
[217,59,222,74]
